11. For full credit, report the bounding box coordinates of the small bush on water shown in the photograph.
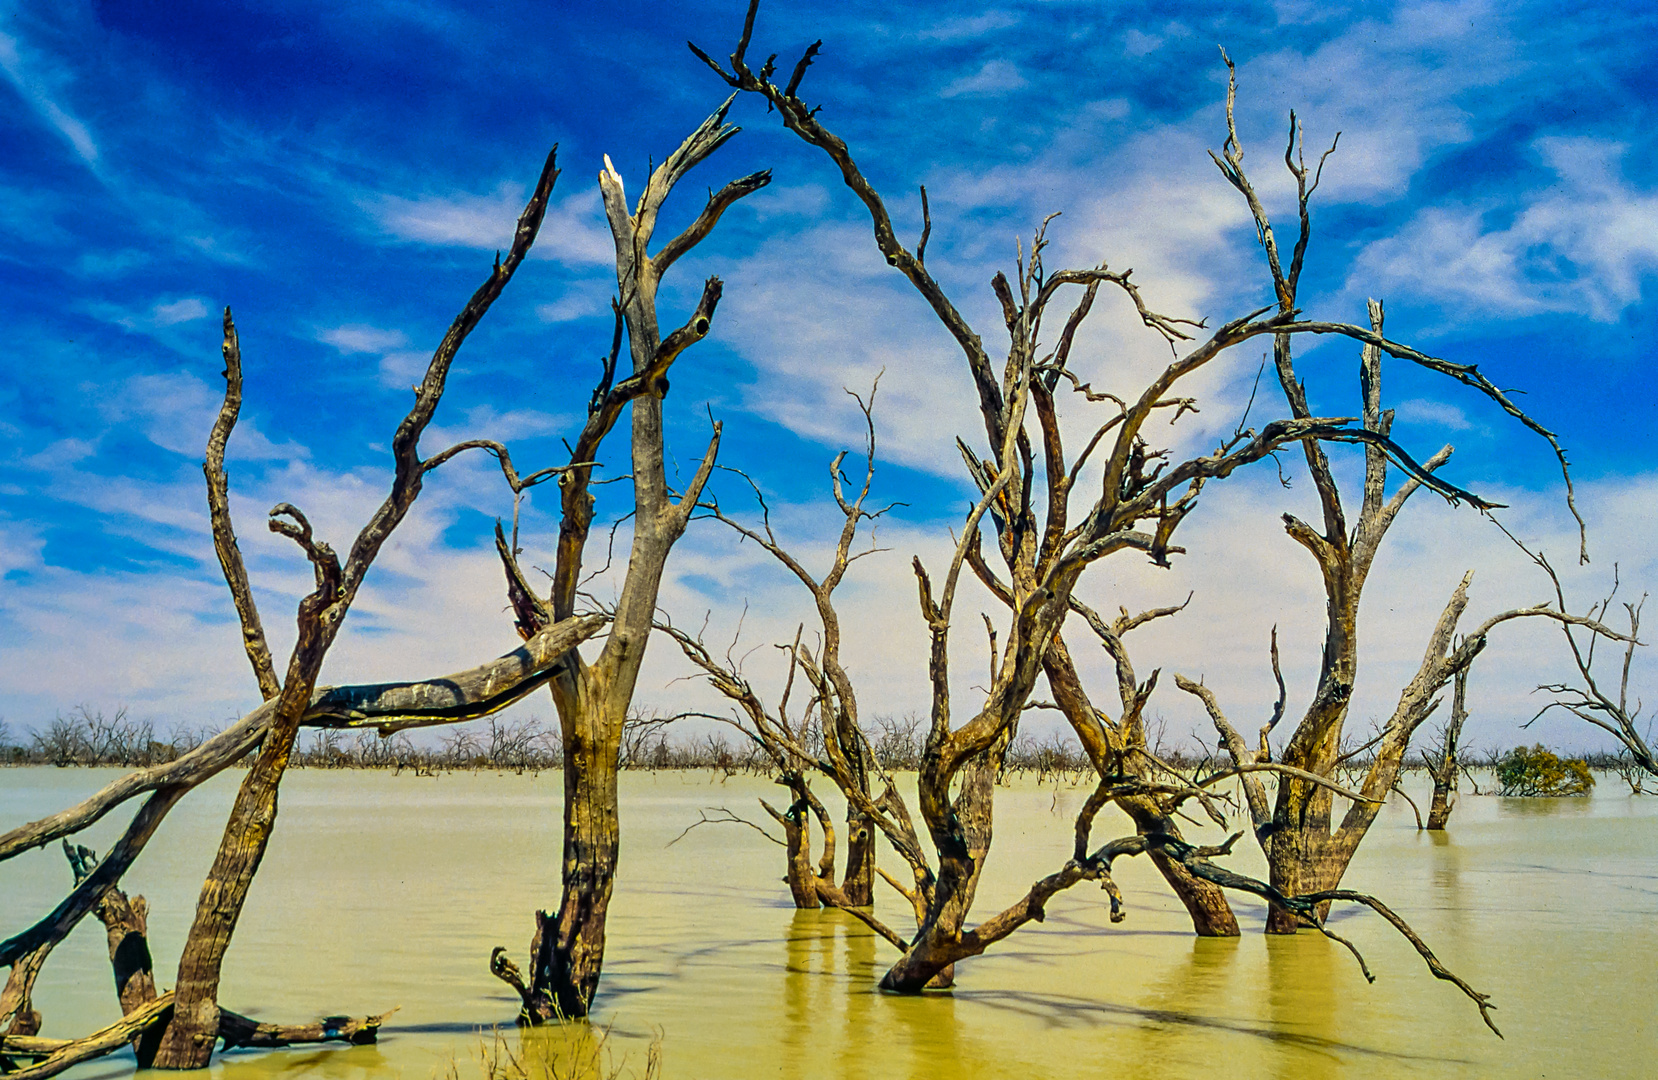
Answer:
[1496,744,1595,797]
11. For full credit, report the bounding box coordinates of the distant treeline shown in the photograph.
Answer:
[0,706,1639,788]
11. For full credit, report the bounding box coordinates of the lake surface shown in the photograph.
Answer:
[4,767,1655,1079]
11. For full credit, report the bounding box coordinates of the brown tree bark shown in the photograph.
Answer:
[534,704,621,1020]
[61,843,158,1056]
[490,98,767,1021]
[1041,624,1240,937]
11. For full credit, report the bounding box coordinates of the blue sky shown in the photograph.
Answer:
[2,0,1655,751]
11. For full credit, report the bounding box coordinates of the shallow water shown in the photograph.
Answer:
[3,767,1655,1079]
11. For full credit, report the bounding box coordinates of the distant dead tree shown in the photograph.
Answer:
[661,623,846,910]
[1517,543,1653,784]
[1171,56,1621,936]
[686,7,1515,1028]
[0,150,616,1075]
[485,98,769,1023]
[1424,663,1472,829]
[660,385,892,911]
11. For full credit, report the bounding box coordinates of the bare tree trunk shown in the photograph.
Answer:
[1425,785,1453,831]
[1142,818,1240,936]
[526,708,621,1020]
[840,806,875,906]
[489,100,764,1022]
[1044,629,1240,937]
[876,731,1009,992]
[1426,665,1469,830]
[151,704,307,1067]
[767,797,819,909]
[1,946,48,1037]
[62,844,159,1057]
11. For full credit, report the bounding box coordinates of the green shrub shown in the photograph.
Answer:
[1496,744,1595,797]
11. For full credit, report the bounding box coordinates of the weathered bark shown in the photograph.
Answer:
[58,842,159,1058]
[216,1007,393,1050]
[1,946,48,1038]
[536,707,621,1020]
[839,795,875,906]
[151,703,306,1067]
[490,98,765,1021]
[1041,628,1240,937]
[762,795,820,909]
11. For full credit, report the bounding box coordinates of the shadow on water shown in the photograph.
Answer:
[946,985,1467,1066]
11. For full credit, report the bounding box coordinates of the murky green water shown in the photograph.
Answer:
[4,767,1654,1078]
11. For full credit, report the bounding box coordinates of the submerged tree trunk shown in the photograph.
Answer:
[490,100,762,1022]
[841,809,875,906]
[1137,812,1240,937]
[529,710,621,1020]
[876,731,1009,992]
[151,701,308,1067]
[775,800,820,909]
[1426,666,1469,830]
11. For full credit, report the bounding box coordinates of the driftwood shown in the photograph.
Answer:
[0,995,173,1079]
[0,1000,393,1078]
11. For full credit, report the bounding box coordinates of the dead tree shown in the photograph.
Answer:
[663,385,895,911]
[1043,595,1246,933]
[1161,53,1607,934]
[487,97,770,1022]
[1517,544,1654,783]
[0,149,621,1074]
[660,623,844,910]
[689,4,1518,997]
[1424,663,1471,829]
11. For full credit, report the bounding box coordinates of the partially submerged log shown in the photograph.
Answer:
[0,995,173,1080]
[216,1007,396,1051]
[0,999,393,1078]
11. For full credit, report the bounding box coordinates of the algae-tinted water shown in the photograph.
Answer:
[4,768,1654,1078]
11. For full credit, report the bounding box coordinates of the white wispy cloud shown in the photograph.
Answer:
[95,372,310,461]
[1352,138,1658,321]
[364,182,614,267]
[319,324,410,354]
[1392,398,1473,431]
[939,59,1028,99]
[916,11,1021,42]
[0,28,99,168]
[318,323,430,389]
[83,295,214,341]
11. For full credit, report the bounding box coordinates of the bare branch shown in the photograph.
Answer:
[204,308,279,701]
